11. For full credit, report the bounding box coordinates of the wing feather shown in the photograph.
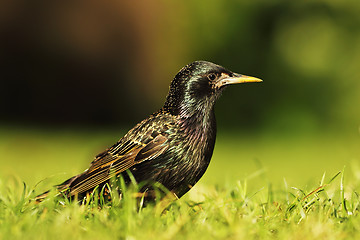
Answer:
[68,133,169,196]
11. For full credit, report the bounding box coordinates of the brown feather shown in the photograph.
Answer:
[67,132,169,196]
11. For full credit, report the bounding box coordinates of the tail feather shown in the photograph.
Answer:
[34,175,79,203]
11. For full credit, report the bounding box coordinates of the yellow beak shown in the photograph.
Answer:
[216,73,262,88]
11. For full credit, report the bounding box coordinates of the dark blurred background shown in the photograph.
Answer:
[1,0,359,131]
[1,0,360,188]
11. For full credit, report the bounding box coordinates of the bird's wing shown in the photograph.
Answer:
[67,130,169,196]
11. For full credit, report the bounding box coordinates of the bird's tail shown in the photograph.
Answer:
[34,175,79,203]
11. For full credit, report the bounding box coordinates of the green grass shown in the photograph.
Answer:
[0,126,360,239]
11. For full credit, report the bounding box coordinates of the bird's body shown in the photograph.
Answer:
[36,61,261,202]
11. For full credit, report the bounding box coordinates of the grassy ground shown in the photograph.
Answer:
[0,126,360,239]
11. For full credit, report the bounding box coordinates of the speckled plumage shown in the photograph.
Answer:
[35,61,262,202]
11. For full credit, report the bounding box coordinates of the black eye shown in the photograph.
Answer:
[208,73,217,81]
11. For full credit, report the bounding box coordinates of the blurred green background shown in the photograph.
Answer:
[1,0,359,192]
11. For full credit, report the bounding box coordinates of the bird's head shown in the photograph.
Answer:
[163,61,262,118]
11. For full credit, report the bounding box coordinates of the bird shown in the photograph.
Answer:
[35,61,262,203]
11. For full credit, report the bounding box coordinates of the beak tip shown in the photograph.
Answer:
[242,76,263,83]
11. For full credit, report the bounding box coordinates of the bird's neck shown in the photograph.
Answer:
[178,104,217,143]
[163,96,218,140]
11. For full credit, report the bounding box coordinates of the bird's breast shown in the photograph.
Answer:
[130,111,217,198]
[171,114,217,178]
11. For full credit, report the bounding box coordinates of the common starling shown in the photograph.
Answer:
[36,61,262,202]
